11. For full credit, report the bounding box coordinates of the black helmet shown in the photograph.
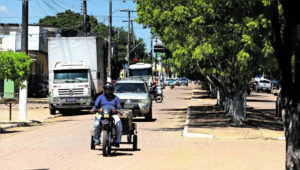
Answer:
[104,83,114,90]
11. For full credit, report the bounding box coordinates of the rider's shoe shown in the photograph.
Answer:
[114,143,120,147]
[94,141,100,145]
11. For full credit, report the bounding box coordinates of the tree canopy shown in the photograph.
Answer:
[0,51,32,88]
[136,0,274,124]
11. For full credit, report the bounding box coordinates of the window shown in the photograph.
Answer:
[115,83,147,93]
[129,68,152,77]
[54,69,88,83]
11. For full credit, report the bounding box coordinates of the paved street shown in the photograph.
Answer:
[0,84,285,170]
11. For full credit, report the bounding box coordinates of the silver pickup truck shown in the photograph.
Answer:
[114,78,153,120]
[256,79,271,93]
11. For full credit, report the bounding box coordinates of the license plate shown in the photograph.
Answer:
[66,98,76,102]
[125,104,134,109]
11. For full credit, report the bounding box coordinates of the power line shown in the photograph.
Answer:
[42,0,59,13]
[35,0,49,16]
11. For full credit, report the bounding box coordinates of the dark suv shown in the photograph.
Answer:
[179,77,189,86]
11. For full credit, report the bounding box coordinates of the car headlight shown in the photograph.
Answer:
[141,99,149,104]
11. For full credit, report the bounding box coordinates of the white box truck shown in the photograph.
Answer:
[128,63,153,87]
[48,37,106,115]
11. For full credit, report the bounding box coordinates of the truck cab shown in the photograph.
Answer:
[129,63,153,87]
[49,62,94,114]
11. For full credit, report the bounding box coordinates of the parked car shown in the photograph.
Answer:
[28,81,49,97]
[179,77,188,86]
[174,78,180,86]
[274,88,282,118]
[255,79,271,93]
[165,78,174,86]
[114,78,152,120]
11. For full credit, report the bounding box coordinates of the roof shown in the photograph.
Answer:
[129,63,152,69]
[116,77,145,84]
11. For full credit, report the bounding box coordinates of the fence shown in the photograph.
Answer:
[0,92,19,104]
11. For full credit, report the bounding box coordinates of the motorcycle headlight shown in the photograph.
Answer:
[103,113,110,118]
[141,99,149,104]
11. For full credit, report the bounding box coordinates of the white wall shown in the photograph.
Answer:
[0,31,21,51]
[0,26,47,52]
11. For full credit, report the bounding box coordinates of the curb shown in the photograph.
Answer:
[183,86,285,140]
[183,105,214,138]
[0,114,61,133]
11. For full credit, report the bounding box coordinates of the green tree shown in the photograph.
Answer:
[136,0,273,124]
[38,10,98,34]
[267,0,300,168]
[0,51,32,88]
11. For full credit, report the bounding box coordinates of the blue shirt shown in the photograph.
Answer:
[92,94,122,110]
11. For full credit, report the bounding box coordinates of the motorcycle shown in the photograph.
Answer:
[91,108,118,156]
[150,86,164,103]
[170,84,174,89]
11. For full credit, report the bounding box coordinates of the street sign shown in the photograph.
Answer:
[154,45,165,52]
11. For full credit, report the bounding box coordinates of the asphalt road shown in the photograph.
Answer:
[0,84,284,170]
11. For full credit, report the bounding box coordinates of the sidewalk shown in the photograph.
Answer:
[183,86,285,140]
[0,98,55,133]
[1,87,285,141]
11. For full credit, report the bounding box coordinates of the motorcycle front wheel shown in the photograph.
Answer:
[155,95,163,103]
[102,130,111,156]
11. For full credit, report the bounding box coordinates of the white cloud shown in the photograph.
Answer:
[0,5,9,14]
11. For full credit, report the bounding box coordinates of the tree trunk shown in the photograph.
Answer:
[229,92,245,125]
[282,97,300,169]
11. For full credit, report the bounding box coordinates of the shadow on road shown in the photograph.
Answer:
[133,118,157,122]
[188,105,283,131]
[247,99,275,103]
[95,148,141,157]
[142,126,184,132]
[0,130,22,134]
[61,110,93,116]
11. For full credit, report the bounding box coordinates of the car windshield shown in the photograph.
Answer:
[260,80,270,83]
[129,68,152,77]
[180,78,187,81]
[114,83,147,93]
[54,69,88,83]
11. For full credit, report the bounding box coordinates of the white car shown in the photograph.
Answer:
[114,78,152,120]
[256,79,271,93]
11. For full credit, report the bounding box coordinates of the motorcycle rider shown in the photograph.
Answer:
[170,79,175,89]
[90,83,123,147]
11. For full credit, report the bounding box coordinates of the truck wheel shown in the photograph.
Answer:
[133,135,138,151]
[91,136,95,150]
[145,109,152,121]
[102,131,110,156]
[50,107,56,115]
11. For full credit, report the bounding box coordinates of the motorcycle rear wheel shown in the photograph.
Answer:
[90,136,95,150]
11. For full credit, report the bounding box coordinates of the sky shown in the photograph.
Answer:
[0,0,152,52]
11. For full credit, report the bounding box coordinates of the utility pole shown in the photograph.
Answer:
[120,9,136,77]
[131,21,136,60]
[150,36,153,76]
[83,0,87,36]
[155,38,157,73]
[20,0,28,121]
[126,10,130,77]
[21,0,28,54]
[107,0,112,82]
